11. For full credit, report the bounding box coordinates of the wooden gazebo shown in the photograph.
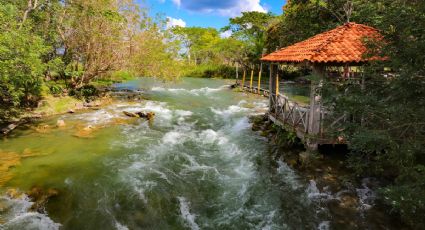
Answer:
[261,22,382,149]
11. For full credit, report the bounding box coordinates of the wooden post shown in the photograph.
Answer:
[307,64,325,151]
[235,63,239,84]
[258,63,263,94]
[242,69,246,89]
[269,64,277,114]
[249,68,254,90]
[276,73,279,96]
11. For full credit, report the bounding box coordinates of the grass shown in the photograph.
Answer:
[33,95,82,116]
[289,95,310,106]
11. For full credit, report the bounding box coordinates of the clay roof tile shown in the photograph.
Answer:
[262,23,383,64]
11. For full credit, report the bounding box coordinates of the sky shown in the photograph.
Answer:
[139,0,286,29]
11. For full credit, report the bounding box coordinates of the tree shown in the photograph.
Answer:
[223,11,275,65]
[56,0,130,88]
[172,27,221,65]
[131,19,183,80]
[0,4,47,121]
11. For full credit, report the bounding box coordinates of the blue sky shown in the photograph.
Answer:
[139,0,286,29]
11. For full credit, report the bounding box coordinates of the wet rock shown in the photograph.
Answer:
[84,101,101,108]
[136,112,155,121]
[6,188,25,199]
[73,125,96,138]
[68,109,75,114]
[287,159,298,168]
[35,124,51,134]
[123,111,138,118]
[299,152,311,165]
[123,111,155,121]
[27,187,59,213]
[1,124,18,135]
[56,119,66,127]
[338,194,359,209]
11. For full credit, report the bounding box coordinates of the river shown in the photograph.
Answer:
[0,78,381,229]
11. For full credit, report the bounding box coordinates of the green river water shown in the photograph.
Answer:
[0,78,383,230]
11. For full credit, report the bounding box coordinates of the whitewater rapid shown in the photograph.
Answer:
[0,78,380,229]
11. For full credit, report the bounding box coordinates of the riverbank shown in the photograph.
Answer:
[1,95,113,136]
[249,114,408,229]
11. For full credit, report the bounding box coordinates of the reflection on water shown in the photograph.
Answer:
[0,78,380,229]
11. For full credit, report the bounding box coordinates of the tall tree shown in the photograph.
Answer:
[172,27,221,65]
[0,3,47,121]
[223,11,275,64]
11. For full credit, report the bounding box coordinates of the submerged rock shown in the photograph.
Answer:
[0,151,21,186]
[27,187,59,213]
[1,124,18,135]
[73,125,96,138]
[35,124,52,134]
[56,120,66,128]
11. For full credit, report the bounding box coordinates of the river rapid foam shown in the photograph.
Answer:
[0,78,366,229]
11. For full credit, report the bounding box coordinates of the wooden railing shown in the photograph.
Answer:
[270,93,312,134]
[239,81,348,140]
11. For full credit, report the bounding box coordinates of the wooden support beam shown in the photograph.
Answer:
[235,63,239,83]
[241,70,246,88]
[307,64,326,150]
[276,73,279,96]
[269,64,277,114]
[249,68,254,89]
[257,64,262,95]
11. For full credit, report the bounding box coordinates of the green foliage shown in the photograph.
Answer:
[69,85,99,102]
[314,0,425,226]
[381,166,425,229]
[0,0,189,121]
[0,3,47,122]
[182,64,237,79]
[275,125,303,149]
[110,71,136,81]
[223,11,276,65]
[172,27,221,65]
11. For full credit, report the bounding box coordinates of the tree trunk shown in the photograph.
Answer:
[21,0,39,27]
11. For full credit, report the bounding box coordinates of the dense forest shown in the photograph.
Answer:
[1,0,424,228]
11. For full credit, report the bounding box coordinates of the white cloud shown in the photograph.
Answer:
[217,0,267,17]
[166,17,187,28]
[171,0,267,17]
[172,0,181,7]
[220,30,233,38]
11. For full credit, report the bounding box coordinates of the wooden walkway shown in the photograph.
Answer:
[239,81,344,150]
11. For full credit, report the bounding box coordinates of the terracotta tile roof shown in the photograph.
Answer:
[261,22,382,64]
